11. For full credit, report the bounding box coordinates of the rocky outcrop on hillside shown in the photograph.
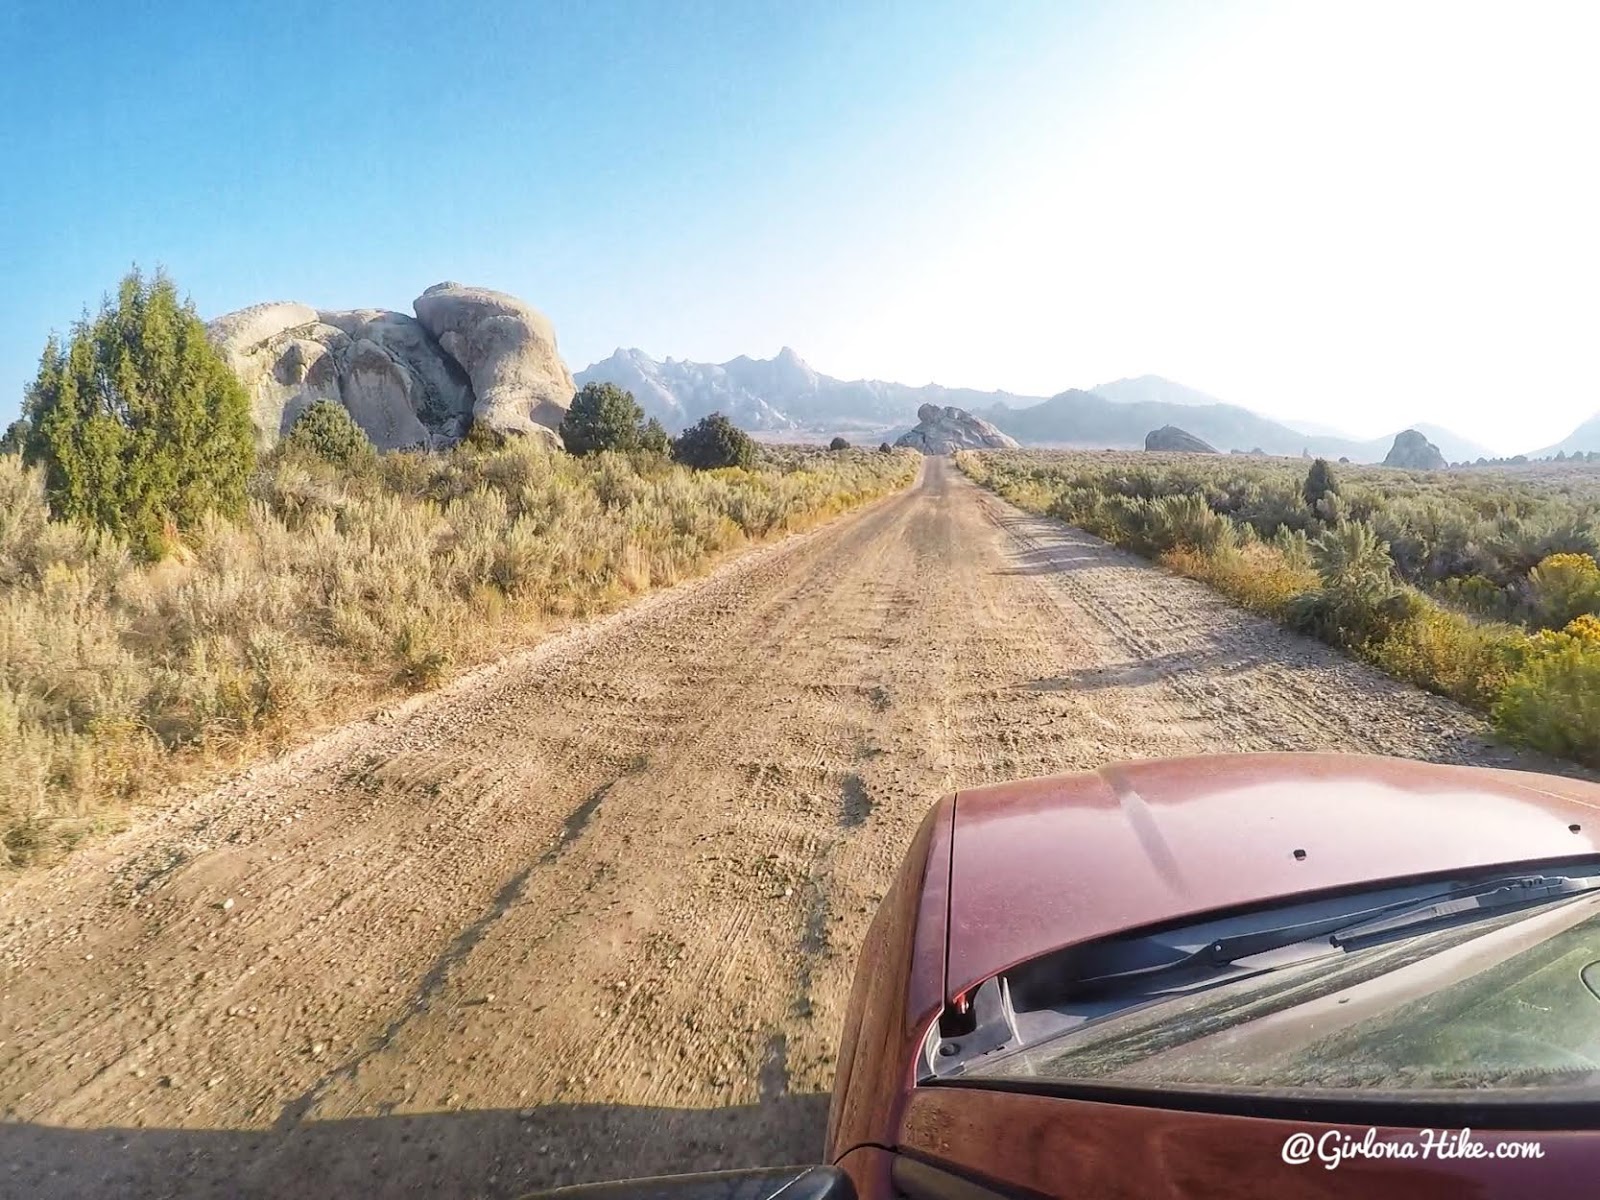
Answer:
[894,404,1020,455]
[1145,425,1217,453]
[208,284,574,450]
[1383,429,1447,470]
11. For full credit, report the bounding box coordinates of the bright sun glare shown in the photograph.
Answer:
[820,1,1600,452]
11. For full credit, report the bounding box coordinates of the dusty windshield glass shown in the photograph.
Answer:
[967,892,1600,1098]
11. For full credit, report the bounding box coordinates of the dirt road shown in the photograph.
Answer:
[0,457,1546,1198]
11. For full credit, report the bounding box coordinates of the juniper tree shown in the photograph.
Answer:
[22,269,255,553]
[1302,457,1340,510]
[559,382,645,455]
[639,416,671,456]
[283,399,376,471]
[672,412,755,471]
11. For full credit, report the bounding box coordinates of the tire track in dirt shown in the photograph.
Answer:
[271,767,631,1132]
[0,457,1566,1199]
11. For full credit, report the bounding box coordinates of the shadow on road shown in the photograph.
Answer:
[991,545,1109,576]
[1026,644,1254,692]
[1,1093,830,1200]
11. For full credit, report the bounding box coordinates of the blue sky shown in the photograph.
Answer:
[3,1,1598,452]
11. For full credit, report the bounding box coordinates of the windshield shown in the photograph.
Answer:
[945,866,1600,1101]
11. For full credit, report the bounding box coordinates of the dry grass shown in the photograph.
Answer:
[0,441,917,872]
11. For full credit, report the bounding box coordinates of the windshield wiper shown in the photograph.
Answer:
[1331,874,1600,947]
[1071,874,1600,996]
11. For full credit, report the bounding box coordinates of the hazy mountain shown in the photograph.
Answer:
[980,390,1305,454]
[1089,378,1493,463]
[1089,377,1501,462]
[980,394,1500,463]
[1281,417,1357,439]
[1090,375,1228,408]
[575,347,1036,435]
[1531,413,1600,458]
[576,351,1486,463]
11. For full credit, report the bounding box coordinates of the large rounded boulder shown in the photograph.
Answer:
[208,284,575,451]
[321,309,475,447]
[894,404,1020,454]
[412,282,575,439]
[1144,425,1217,453]
[209,307,461,451]
[1383,429,1447,470]
[207,304,351,445]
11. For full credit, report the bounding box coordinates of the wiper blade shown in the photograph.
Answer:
[1072,874,1600,996]
[1331,874,1600,947]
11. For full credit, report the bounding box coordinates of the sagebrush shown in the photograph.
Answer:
[1,440,915,869]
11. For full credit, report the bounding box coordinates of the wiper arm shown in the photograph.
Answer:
[1070,906,1390,996]
[1072,874,1600,996]
[1331,874,1600,947]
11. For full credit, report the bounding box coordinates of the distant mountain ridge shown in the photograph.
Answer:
[1014,378,1493,463]
[576,347,1037,437]
[1533,413,1600,458]
[1090,375,1229,408]
[576,349,1493,464]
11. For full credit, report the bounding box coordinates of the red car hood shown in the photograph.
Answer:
[944,753,1600,1001]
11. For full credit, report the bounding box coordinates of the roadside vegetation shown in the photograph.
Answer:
[960,450,1600,767]
[1,271,916,870]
